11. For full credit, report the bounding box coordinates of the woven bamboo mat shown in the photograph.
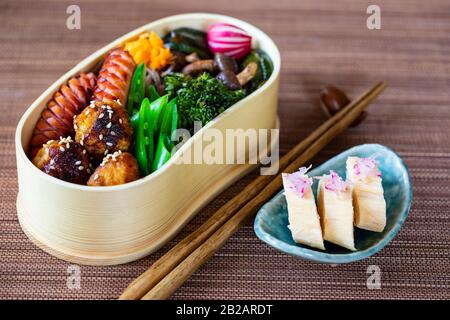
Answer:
[1,0,449,299]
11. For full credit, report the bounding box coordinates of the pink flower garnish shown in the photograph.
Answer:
[324,170,347,193]
[353,156,381,180]
[288,166,313,198]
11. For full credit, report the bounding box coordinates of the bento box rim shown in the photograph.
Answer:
[15,13,281,192]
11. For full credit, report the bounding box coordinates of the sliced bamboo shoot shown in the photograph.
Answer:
[317,172,356,251]
[282,170,325,250]
[346,156,386,232]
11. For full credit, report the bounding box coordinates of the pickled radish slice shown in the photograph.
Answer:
[207,23,252,59]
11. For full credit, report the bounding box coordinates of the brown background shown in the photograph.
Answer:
[1,0,449,299]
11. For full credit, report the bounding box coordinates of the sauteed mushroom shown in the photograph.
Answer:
[214,53,238,73]
[185,52,200,63]
[215,60,259,90]
[216,70,241,90]
[236,62,258,87]
[182,59,215,75]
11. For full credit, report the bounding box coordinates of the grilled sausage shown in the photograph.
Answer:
[93,48,136,105]
[29,73,96,157]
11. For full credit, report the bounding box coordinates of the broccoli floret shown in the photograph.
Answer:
[164,73,246,131]
[164,73,190,99]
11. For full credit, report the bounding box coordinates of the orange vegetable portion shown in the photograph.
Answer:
[124,32,172,70]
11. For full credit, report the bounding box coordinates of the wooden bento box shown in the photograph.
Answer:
[15,13,281,265]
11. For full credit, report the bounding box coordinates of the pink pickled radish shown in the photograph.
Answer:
[324,171,347,193]
[353,156,381,180]
[207,23,252,59]
[288,166,313,198]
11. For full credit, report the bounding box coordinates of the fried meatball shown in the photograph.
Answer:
[87,151,139,186]
[74,100,131,159]
[32,137,92,185]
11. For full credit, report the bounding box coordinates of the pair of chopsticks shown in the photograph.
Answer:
[119,81,387,300]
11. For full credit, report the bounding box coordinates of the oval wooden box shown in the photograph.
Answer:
[15,13,281,265]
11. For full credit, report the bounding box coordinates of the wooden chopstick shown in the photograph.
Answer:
[120,81,387,300]
[139,81,386,300]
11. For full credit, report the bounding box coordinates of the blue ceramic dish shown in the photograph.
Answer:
[254,144,412,264]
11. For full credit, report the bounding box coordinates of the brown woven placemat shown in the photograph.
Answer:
[1,0,449,300]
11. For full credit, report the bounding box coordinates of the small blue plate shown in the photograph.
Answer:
[254,144,412,264]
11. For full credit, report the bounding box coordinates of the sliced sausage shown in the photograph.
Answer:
[93,48,136,106]
[29,72,96,157]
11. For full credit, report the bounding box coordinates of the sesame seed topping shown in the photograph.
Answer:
[119,119,123,124]
[106,122,112,129]
[50,159,55,165]
[85,109,90,115]
[100,150,122,166]
[80,139,84,146]
[58,136,73,145]
[94,174,99,180]
[66,143,70,149]
[49,166,55,170]
[110,131,116,136]
[99,134,103,140]
[98,113,104,119]
[60,146,65,152]
[106,142,113,147]
[75,160,81,165]
[78,166,84,171]
[82,149,86,154]
[87,168,91,174]
[104,149,109,155]
[106,105,112,110]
